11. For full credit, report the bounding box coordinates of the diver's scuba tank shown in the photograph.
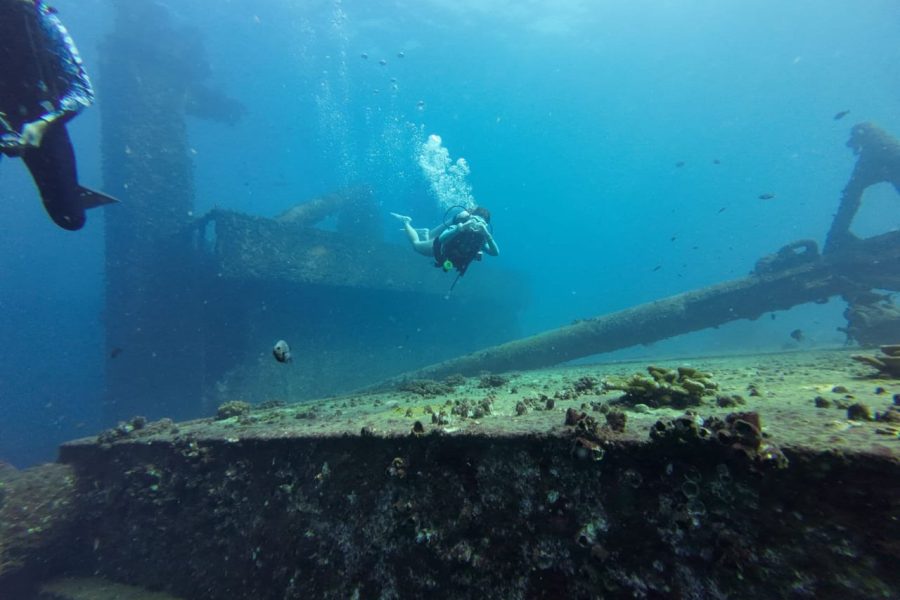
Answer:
[443,204,469,226]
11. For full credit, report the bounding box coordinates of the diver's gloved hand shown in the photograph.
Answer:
[20,118,51,148]
[0,133,23,154]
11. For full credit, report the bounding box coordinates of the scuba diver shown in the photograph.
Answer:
[391,206,500,283]
[0,0,116,231]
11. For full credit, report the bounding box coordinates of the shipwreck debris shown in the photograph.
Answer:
[826,122,900,253]
[371,124,900,383]
[851,344,900,377]
[842,292,900,346]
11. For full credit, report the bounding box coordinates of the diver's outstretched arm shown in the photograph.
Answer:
[483,229,499,256]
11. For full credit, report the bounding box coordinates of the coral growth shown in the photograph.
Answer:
[216,400,252,420]
[477,374,509,389]
[607,366,718,408]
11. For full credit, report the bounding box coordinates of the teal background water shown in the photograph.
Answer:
[1,0,898,465]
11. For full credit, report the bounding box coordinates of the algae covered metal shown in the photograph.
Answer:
[2,350,899,598]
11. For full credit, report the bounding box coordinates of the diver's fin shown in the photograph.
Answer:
[77,186,119,210]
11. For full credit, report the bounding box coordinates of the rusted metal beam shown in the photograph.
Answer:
[379,232,900,382]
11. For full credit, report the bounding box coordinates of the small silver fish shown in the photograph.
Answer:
[273,340,292,363]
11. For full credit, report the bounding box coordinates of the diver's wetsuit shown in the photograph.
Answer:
[0,0,96,230]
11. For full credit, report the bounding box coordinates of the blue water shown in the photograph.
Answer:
[1,0,898,466]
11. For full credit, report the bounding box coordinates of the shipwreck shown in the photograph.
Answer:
[2,2,900,598]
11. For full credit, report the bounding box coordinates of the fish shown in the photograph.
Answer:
[758,193,776,200]
[790,329,804,342]
[675,161,685,168]
[833,110,850,121]
[109,347,124,359]
[712,158,721,165]
[273,340,292,363]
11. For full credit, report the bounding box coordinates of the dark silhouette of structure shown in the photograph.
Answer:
[99,1,526,423]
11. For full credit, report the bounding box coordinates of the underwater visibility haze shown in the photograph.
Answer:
[2,0,899,462]
[1,1,900,595]
[0,0,900,464]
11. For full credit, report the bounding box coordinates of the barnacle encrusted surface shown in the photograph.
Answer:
[3,349,898,599]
